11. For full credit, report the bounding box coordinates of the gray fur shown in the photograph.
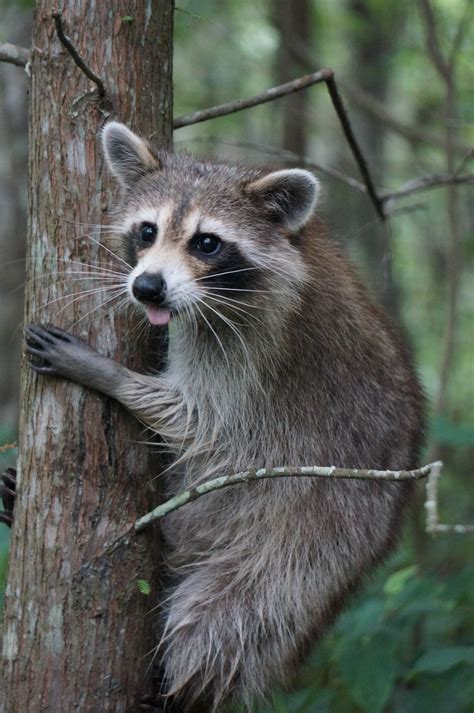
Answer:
[29,124,424,712]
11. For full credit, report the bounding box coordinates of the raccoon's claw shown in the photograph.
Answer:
[26,324,94,380]
[1,467,16,528]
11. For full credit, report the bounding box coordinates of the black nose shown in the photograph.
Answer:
[132,272,167,304]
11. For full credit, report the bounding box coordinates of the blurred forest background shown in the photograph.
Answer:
[0,0,473,711]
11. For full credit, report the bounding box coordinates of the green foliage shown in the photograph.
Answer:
[255,558,474,713]
[136,579,151,596]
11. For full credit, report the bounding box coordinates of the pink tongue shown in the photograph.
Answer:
[145,306,171,326]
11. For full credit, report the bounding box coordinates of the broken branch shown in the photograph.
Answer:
[0,42,29,67]
[52,10,106,97]
[135,461,440,531]
[173,69,329,128]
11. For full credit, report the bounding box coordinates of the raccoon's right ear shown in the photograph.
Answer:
[101,122,160,187]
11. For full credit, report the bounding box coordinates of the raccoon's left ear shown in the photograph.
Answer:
[101,122,160,187]
[245,169,320,231]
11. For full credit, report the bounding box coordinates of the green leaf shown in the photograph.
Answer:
[413,646,474,675]
[136,579,151,596]
[336,630,399,713]
[335,598,385,640]
[384,565,417,596]
[121,15,134,23]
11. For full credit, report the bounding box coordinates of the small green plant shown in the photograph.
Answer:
[136,579,151,596]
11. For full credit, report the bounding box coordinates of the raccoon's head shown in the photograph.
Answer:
[102,122,319,332]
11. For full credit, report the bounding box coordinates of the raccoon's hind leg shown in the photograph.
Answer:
[0,467,17,527]
[159,564,306,713]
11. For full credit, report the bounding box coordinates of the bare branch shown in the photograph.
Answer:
[0,42,29,67]
[174,68,385,220]
[173,69,329,128]
[382,172,474,207]
[0,442,17,453]
[52,10,106,97]
[323,73,386,220]
[135,462,440,531]
[425,462,474,534]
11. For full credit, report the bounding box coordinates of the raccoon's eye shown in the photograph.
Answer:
[139,222,157,246]
[191,233,221,256]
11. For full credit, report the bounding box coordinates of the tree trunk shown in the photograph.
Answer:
[1,2,173,712]
[0,5,31,429]
[273,0,312,156]
[345,0,405,314]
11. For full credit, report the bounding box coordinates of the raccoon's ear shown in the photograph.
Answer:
[246,169,319,231]
[101,122,160,187]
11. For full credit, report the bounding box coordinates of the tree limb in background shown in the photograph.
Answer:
[0,43,29,67]
[174,69,329,127]
[417,0,451,82]
[135,462,440,530]
[381,172,474,207]
[174,68,386,220]
[52,10,106,97]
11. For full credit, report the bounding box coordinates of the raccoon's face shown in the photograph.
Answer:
[102,123,319,329]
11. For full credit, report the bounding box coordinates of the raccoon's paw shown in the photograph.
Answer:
[26,324,98,381]
[0,467,16,528]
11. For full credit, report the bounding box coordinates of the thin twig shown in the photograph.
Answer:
[52,10,106,97]
[135,462,440,531]
[0,42,29,67]
[173,69,329,128]
[0,442,17,453]
[381,172,474,206]
[323,72,386,220]
[425,462,474,534]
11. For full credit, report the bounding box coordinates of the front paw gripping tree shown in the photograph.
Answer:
[1,2,173,711]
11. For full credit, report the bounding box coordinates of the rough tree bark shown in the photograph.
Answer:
[1,2,173,712]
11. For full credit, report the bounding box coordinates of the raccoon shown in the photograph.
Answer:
[25,122,425,712]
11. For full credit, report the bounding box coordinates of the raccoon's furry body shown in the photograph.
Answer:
[27,123,425,712]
